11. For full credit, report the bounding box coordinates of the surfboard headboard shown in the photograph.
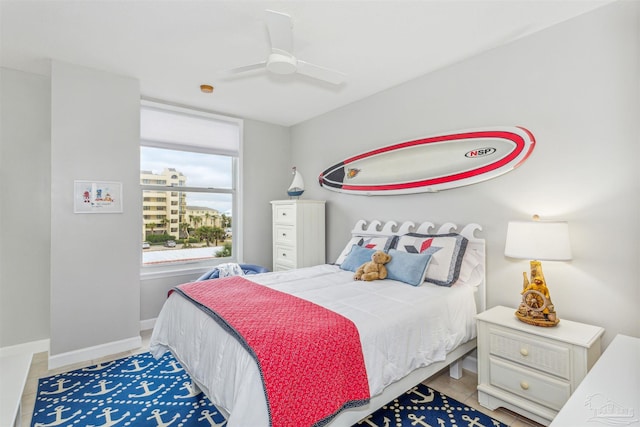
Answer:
[349,220,486,313]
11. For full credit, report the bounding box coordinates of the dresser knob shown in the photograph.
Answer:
[520,348,529,357]
[520,381,529,390]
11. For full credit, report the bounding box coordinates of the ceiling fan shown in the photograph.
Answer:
[222,10,347,85]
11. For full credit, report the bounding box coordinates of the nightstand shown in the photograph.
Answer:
[477,305,604,426]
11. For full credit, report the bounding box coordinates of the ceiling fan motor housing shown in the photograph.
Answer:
[267,52,297,74]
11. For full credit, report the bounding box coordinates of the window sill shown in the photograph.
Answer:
[140,259,235,281]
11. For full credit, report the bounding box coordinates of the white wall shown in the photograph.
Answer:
[49,61,141,364]
[292,1,639,347]
[242,119,292,269]
[0,68,51,347]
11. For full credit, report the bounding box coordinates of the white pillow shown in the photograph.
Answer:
[452,248,484,287]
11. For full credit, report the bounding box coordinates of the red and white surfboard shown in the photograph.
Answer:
[318,127,535,195]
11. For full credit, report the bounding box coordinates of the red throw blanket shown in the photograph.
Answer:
[172,276,370,427]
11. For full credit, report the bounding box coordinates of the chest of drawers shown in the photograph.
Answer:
[271,200,325,271]
[477,305,604,425]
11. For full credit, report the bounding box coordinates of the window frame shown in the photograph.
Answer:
[139,99,243,278]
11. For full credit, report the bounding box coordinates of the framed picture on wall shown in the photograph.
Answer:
[74,180,123,213]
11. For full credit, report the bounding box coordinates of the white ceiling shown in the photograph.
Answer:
[1,0,612,127]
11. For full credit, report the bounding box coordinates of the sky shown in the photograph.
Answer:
[141,146,233,215]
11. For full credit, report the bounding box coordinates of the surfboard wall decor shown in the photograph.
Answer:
[318,126,535,195]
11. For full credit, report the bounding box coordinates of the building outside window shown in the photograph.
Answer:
[140,100,242,268]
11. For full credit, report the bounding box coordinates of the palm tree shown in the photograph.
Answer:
[179,222,190,239]
[195,226,214,246]
[212,227,226,245]
[180,222,191,247]
[221,214,231,229]
[147,222,157,236]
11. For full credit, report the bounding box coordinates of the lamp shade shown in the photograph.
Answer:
[505,220,572,261]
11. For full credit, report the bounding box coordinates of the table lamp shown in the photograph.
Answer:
[504,215,572,327]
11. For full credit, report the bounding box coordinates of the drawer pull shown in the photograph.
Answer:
[520,348,529,357]
[282,233,287,237]
[520,381,529,390]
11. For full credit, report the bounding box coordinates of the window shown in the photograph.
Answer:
[140,100,242,268]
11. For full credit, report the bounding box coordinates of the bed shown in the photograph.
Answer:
[149,219,486,427]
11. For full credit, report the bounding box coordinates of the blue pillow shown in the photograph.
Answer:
[340,245,376,272]
[385,249,433,286]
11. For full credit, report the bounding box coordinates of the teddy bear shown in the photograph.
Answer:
[354,250,392,281]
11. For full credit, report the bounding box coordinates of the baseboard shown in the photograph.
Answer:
[0,339,49,358]
[140,318,156,331]
[48,335,142,370]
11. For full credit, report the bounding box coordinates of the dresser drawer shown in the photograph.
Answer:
[489,357,571,411]
[273,203,296,225]
[274,244,296,268]
[274,263,293,272]
[489,326,571,380]
[274,224,296,245]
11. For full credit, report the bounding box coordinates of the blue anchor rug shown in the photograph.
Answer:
[31,351,507,427]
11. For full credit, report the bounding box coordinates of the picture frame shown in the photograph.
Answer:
[74,180,123,213]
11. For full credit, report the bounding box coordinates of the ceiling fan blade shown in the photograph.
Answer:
[265,9,293,53]
[296,60,346,85]
[221,61,267,76]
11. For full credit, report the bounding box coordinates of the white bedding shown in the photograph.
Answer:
[149,264,478,427]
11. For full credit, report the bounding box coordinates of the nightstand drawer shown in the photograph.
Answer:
[489,357,571,411]
[274,224,296,245]
[489,326,571,380]
[273,204,296,225]
[274,244,296,268]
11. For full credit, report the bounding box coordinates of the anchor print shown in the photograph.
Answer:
[357,414,390,427]
[160,360,183,374]
[87,407,130,427]
[174,381,202,399]
[40,378,81,395]
[407,413,433,427]
[84,379,122,396]
[197,409,227,426]
[83,361,115,372]
[146,408,180,427]
[437,418,446,427]
[128,380,165,398]
[34,405,81,427]
[461,414,487,427]
[121,358,153,373]
[407,386,435,404]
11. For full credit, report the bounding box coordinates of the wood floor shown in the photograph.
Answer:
[21,330,544,427]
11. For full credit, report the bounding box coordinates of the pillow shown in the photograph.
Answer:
[335,235,397,265]
[339,245,376,272]
[452,247,483,287]
[385,249,433,286]
[394,233,468,286]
